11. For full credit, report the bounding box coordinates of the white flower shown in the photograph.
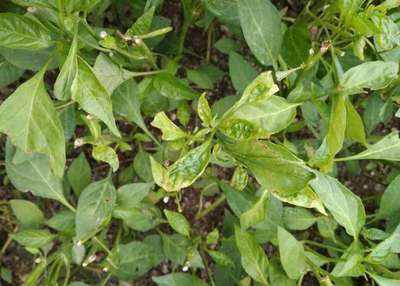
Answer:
[163,196,170,204]
[27,7,37,13]
[182,265,189,272]
[99,31,108,39]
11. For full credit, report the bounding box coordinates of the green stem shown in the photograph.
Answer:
[56,101,75,110]
[302,240,345,252]
[195,194,226,220]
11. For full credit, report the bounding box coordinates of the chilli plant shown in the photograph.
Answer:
[1,0,400,285]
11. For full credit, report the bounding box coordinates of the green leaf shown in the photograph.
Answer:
[331,253,364,277]
[222,95,299,139]
[71,57,120,137]
[151,112,187,141]
[54,35,78,101]
[0,65,66,177]
[116,183,153,208]
[197,93,213,127]
[176,101,191,126]
[281,22,311,67]
[151,141,212,192]
[309,172,365,238]
[269,186,326,214]
[0,13,53,50]
[214,37,240,54]
[113,203,162,232]
[221,182,255,216]
[112,79,156,142]
[127,6,156,36]
[92,145,119,172]
[153,273,208,286]
[240,190,269,230]
[161,233,189,265]
[345,99,366,145]
[277,227,307,279]
[164,209,191,237]
[238,0,282,66]
[338,61,398,95]
[186,68,214,89]
[5,141,72,210]
[222,139,314,195]
[11,229,55,248]
[46,210,75,235]
[10,199,45,228]
[75,179,116,242]
[207,249,235,268]
[369,273,400,286]
[220,72,298,139]
[0,55,23,88]
[93,53,134,94]
[363,93,387,134]
[65,0,102,13]
[326,94,347,159]
[203,0,239,26]
[229,51,257,94]
[134,149,153,182]
[368,224,400,263]
[378,174,400,218]
[235,226,269,285]
[283,207,317,231]
[337,132,400,162]
[67,153,91,197]
[153,73,198,100]
[268,257,296,286]
[111,239,163,280]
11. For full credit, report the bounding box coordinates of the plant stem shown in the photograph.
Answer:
[302,240,345,252]
[195,194,226,220]
[56,101,75,111]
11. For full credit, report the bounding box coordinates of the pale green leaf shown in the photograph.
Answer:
[370,273,400,286]
[0,55,23,88]
[112,79,156,142]
[67,153,91,197]
[153,273,208,286]
[283,207,317,231]
[54,35,78,101]
[164,210,191,237]
[0,13,53,50]
[229,51,257,94]
[153,73,198,100]
[71,57,120,137]
[309,172,365,238]
[235,226,269,285]
[10,199,45,228]
[238,0,282,66]
[240,191,269,230]
[222,139,314,195]
[127,6,156,36]
[197,93,213,127]
[338,61,398,95]
[337,132,400,162]
[11,229,55,248]
[92,145,119,172]
[0,65,66,177]
[151,112,187,141]
[5,141,72,210]
[75,179,116,242]
[378,175,400,218]
[111,239,163,280]
[278,227,307,279]
[345,99,366,145]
